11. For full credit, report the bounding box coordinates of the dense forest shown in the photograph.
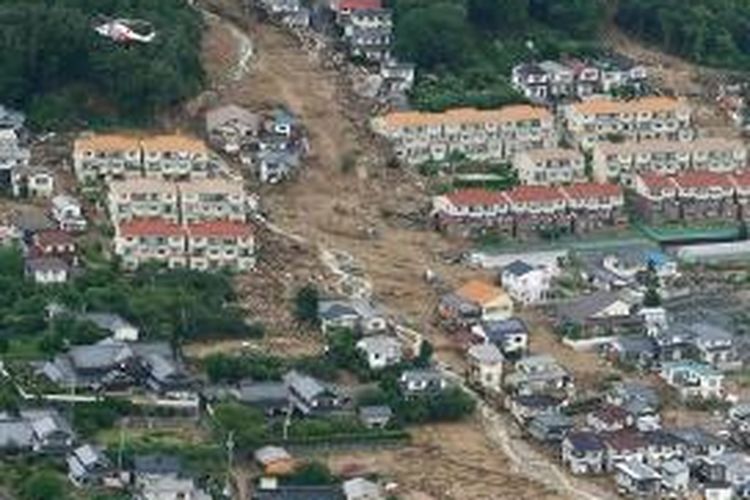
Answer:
[0,0,203,129]
[616,0,750,70]
[390,0,605,110]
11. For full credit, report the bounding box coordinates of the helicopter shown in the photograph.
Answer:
[93,16,156,44]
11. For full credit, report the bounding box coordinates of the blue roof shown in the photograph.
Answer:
[646,250,670,267]
[503,260,535,277]
[482,318,528,339]
[566,431,605,451]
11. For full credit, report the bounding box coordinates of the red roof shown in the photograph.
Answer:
[733,171,750,188]
[506,186,565,204]
[119,219,185,238]
[673,171,734,189]
[445,188,508,207]
[562,182,622,200]
[593,404,631,425]
[187,220,254,238]
[638,173,677,192]
[602,429,647,452]
[338,0,382,10]
[34,229,74,248]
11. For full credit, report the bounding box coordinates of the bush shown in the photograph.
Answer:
[19,470,67,500]
[294,285,320,326]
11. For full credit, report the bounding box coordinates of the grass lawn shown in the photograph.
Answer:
[5,336,45,361]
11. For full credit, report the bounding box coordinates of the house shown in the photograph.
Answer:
[604,335,658,371]
[371,105,557,166]
[0,128,30,189]
[0,418,34,452]
[380,59,415,93]
[660,360,724,400]
[643,430,685,466]
[136,473,212,500]
[513,148,586,186]
[563,182,626,235]
[340,8,393,62]
[556,290,637,338]
[507,394,564,424]
[703,482,734,500]
[133,454,183,478]
[230,380,289,415]
[205,104,260,154]
[500,259,553,305]
[399,369,447,397]
[11,165,54,198]
[25,257,70,284]
[253,482,344,500]
[51,195,86,232]
[586,404,633,433]
[179,178,248,224]
[467,343,503,394]
[83,312,139,342]
[439,280,513,326]
[607,382,661,432]
[136,342,193,394]
[471,317,528,357]
[358,405,392,429]
[660,459,690,495]
[255,446,296,476]
[318,298,387,335]
[563,96,692,150]
[73,133,142,181]
[283,370,343,415]
[562,431,606,475]
[67,444,111,487]
[31,229,77,264]
[431,188,512,237]
[687,323,741,371]
[710,453,750,492]
[356,335,402,370]
[614,458,661,497]
[1,409,75,454]
[342,477,382,500]
[504,355,572,396]
[670,427,726,463]
[601,430,649,470]
[526,412,573,443]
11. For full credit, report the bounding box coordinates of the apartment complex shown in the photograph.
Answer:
[114,219,256,271]
[372,105,556,165]
[178,179,246,223]
[108,178,179,224]
[563,97,692,150]
[632,172,741,225]
[513,148,586,186]
[433,182,625,239]
[593,138,748,184]
[73,133,210,182]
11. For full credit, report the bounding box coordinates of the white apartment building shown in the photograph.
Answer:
[372,105,557,165]
[73,134,142,182]
[593,138,748,184]
[178,178,246,224]
[513,148,586,186]
[431,188,511,220]
[564,97,692,150]
[141,135,210,180]
[186,220,256,272]
[108,178,179,224]
[114,219,188,270]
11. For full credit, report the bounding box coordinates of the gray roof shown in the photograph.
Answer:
[661,458,689,476]
[67,342,133,370]
[559,291,630,324]
[342,478,381,499]
[319,301,360,321]
[71,444,105,468]
[669,427,724,448]
[283,370,331,401]
[21,409,73,438]
[401,369,444,384]
[254,445,291,465]
[0,420,33,449]
[143,353,178,382]
[235,381,289,404]
[357,335,400,355]
[358,405,392,421]
[566,431,605,452]
[530,412,573,429]
[687,323,734,344]
[615,459,660,480]
[12,207,56,232]
[83,313,137,335]
[503,260,535,278]
[25,256,69,273]
[468,343,504,364]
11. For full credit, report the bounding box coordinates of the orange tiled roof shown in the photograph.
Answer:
[455,280,506,306]
[638,173,678,192]
[378,105,551,128]
[141,134,208,154]
[673,171,734,189]
[74,134,140,153]
[570,96,684,116]
[187,220,254,238]
[445,188,509,207]
[119,218,185,238]
[562,182,622,199]
[506,185,566,204]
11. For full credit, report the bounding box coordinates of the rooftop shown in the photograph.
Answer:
[562,182,622,200]
[443,188,509,207]
[141,134,208,154]
[468,343,504,365]
[34,229,74,248]
[119,218,185,238]
[569,96,685,115]
[455,280,507,306]
[74,133,140,153]
[377,105,552,129]
[506,185,566,204]
[186,220,254,238]
[520,147,583,162]
[672,171,734,190]
[109,178,177,196]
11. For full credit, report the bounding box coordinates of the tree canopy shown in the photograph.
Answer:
[0,0,203,129]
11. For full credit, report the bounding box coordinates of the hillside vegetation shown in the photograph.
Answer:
[0,0,203,129]
[616,0,750,71]
[391,0,605,110]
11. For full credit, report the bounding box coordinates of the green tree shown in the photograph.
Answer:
[19,470,67,500]
[642,261,662,308]
[294,285,320,326]
[285,461,336,486]
[213,403,268,450]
